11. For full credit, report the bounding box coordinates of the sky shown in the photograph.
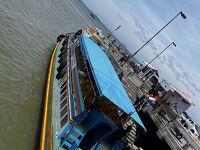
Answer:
[82,0,200,124]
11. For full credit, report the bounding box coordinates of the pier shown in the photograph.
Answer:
[103,33,200,150]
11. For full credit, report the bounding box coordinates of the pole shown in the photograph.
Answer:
[144,42,176,67]
[113,25,121,32]
[125,11,186,63]
[107,25,121,38]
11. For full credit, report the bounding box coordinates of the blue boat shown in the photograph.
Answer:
[40,29,146,150]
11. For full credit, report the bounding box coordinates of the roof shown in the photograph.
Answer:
[175,89,192,105]
[80,35,146,130]
[143,61,159,77]
[143,61,157,70]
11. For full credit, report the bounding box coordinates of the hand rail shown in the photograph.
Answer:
[39,42,60,150]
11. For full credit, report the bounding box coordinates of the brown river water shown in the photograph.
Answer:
[0,0,106,149]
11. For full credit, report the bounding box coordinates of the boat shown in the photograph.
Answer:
[39,27,146,150]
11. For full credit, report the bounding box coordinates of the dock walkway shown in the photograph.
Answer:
[106,47,140,102]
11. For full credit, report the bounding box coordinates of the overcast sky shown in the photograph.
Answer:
[82,0,200,124]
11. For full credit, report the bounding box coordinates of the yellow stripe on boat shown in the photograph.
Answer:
[40,42,60,150]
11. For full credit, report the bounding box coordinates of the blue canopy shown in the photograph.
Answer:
[80,35,146,130]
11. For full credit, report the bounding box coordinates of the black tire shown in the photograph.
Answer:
[58,56,66,63]
[56,69,66,79]
[57,61,67,71]
[57,35,65,42]
[58,50,67,58]
[58,54,67,60]
[62,36,69,46]
[60,46,67,52]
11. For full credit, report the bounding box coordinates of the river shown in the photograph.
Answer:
[0,0,106,149]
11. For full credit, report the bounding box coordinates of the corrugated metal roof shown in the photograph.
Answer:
[80,35,146,130]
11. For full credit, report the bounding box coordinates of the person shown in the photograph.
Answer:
[148,85,159,97]
[135,85,159,111]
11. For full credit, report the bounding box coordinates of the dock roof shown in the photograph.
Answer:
[80,35,146,130]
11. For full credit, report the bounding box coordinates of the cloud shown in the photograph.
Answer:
[132,18,200,98]
[81,0,200,123]
[166,55,200,96]
[118,13,200,101]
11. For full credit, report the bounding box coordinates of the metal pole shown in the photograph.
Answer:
[112,25,121,32]
[125,11,186,63]
[144,42,176,67]
[107,25,121,38]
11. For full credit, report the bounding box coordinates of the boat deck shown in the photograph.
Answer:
[40,32,147,150]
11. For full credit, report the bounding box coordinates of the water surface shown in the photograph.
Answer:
[0,0,104,149]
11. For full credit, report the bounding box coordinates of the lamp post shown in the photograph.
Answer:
[107,25,121,39]
[106,25,121,53]
[125,11,186,63]
[144,42,176,68]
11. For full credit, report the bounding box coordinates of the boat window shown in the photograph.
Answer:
[60,81,67,89]
[60,91,67,102]
[60,97,67,110]
[61,114,68,128]
[60,85,67,95]
[60,107,68,119]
